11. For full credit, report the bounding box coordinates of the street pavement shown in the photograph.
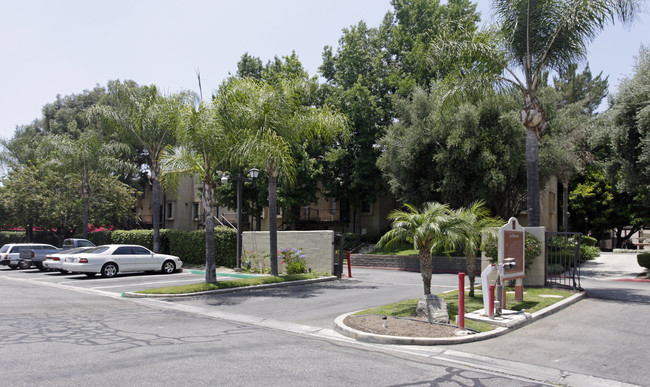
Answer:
[450,252,650,386]
[1,251,647,385]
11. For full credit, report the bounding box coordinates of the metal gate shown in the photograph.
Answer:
[545,232,582,290]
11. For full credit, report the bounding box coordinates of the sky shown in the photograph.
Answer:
[1,1,648,141]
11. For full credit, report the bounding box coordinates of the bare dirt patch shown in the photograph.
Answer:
[344,314,464,338]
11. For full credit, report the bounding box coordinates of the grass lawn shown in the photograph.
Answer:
[135,273,326,295]
[354,286,577,332]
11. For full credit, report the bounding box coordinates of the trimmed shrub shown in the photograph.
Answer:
[580,245,600,261]
[638,252,650,269]
[582,235,598,247]
[166,227,236,267]
[167,229,205,265]
[214,227,237,267]
[88,231,113,246]
[111,230,155,250]
[0,231,25,246]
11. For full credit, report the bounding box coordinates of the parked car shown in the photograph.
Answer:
[61,238,96,249]
[61,244,183,278]
[0,243,58,269]
[17,239,96,271]
[43,247,94,273]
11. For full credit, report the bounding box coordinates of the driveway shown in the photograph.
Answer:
[451,252,649,386]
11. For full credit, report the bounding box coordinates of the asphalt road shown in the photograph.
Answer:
[1,269,542,386]
[451,252,650,386]
[1,252,647,386]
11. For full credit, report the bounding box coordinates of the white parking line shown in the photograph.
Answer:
[91,278,203,289]
[58,273,195,285]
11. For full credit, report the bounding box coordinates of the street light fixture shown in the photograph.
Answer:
[221,167,259,269]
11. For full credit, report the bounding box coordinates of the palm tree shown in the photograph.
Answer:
[215,78,349,276]
[88,84,184,252]
[49,131,134,239]
[437,0,640,226]
[454,200,502,297]
[378,202,466,295]
[161,97,228,283]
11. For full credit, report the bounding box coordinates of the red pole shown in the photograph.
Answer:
[346,251,352,278]
[458,272,465,329]
[488,284,495,319]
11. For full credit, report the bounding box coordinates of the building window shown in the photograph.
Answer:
[166,202,174,220]
[192,202,200,221]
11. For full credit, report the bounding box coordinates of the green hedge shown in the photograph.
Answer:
[0,231,26,245]
[87,228,237,268]
[638,252,650,269]
[582,235,598,247]
[87,231,113,246]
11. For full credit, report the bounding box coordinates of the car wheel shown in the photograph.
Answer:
[35,262,47,271]
[101,263,118,278]
[8,264,18,270]
[58,269,69,274]
[84,273,96,277]
[161,260,176,274]
[19,260,31,270]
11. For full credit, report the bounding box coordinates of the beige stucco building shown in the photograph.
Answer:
[137,174,558,235]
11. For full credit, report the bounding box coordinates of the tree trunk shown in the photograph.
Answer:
[203,182,217,283]
[562,181,569,231]
[81,169,90,239]
[525,129,541,227]
[353,205,361,234]
[268,175,279,276]
[419,249,433,295]
[466,251,476,297]
[151,164,161,253]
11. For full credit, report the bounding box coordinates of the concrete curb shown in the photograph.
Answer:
[122,276,338,298]
[333,291,586,346]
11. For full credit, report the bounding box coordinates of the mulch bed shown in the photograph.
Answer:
[344,314,464,338]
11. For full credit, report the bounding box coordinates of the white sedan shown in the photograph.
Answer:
[61,244,183,278]
[43,247,94,272]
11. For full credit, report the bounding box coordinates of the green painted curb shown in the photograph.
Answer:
[188,270,265,279]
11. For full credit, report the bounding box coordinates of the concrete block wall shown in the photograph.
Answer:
[242,230,334,274]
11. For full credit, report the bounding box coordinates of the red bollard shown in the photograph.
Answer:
[458,272,465,329]
[488,284,495,319]
[346,251,352,278]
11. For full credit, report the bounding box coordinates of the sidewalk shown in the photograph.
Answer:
[580,251,647,280]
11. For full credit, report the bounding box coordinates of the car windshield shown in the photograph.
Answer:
[82,246,110,254]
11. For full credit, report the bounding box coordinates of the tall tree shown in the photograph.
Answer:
[435,0,640,226]
[89,83,184,252]
[161,96,228,283]
[320,1,482,230]
[604,46,650,198]
[49,131,134,239]
[378,85,527,219]
[215,77,349,276]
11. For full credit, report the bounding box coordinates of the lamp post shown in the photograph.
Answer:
[221,167,259,269]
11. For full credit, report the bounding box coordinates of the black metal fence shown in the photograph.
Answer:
[545,232,582,290]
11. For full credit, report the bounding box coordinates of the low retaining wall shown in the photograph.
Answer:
[242,230,334,274]
[349,254,481,274]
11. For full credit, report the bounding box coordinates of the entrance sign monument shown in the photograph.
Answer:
[480,217,526,317]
